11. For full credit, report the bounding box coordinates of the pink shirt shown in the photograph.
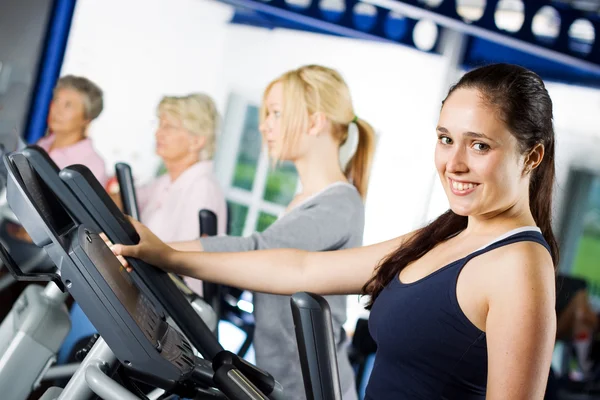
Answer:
[137,161,227,296]
[37,134,108,188]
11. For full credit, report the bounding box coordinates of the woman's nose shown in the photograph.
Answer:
[446,147,468,173]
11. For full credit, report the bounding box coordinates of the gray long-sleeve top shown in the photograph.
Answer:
[200,182,365,400]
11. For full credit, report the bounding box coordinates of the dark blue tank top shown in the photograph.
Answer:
[366,229,551,400]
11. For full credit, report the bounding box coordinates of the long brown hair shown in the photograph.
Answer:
[362,63,559,308]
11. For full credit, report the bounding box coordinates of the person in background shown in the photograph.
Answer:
[6,75,107,242]
[115,64,377,400]
[545,275,599,400]
[37,75,107,186]
[135,93,227,295]
[555,275,598,342]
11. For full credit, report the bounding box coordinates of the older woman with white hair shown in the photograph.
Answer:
[6,75,107,243]
[38,75,107,186]
[136,93,227,294]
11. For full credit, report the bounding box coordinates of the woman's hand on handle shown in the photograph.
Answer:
[100,232,129,269]
[111,217,177,271]
[111,216,411,296]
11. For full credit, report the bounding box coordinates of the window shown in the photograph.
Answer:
[214,93,299,237]
[559,170,600,306]
[571,178,600,285]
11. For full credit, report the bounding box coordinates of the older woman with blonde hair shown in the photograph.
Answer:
[135,93,227,293]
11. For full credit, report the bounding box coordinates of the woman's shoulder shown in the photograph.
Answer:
[311,182,363,207]
[36,134,53,149]
[473,238,555,296]
[183,171,225,197]
[483,235,552,267]
[67,137,106,166]
[288,183,364,233]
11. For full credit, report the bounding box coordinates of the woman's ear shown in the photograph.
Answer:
[190,135,207,154]
[523,143,545,175]
[307,112,328,137]
[81,120,91,136]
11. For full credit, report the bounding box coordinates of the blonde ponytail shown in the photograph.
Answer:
[344,118,375,200]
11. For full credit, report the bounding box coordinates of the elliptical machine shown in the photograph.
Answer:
[0,141,72,400]
[2,145,347,399]
[0,150,218,399]
[2,146,285,399]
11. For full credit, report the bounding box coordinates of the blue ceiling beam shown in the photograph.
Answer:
[366,0,600,74]
[219,0,439,52]
[221,0,600,75]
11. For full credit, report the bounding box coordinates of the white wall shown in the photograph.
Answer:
[61,0,234,183]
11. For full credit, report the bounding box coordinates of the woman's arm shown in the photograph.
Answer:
[485,242,556,400]
[112,218,408,295]
[169,240,203,252]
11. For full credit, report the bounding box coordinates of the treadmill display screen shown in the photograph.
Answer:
[82,232,160,344]
[87,236,141,319]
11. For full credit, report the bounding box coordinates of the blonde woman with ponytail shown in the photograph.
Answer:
[114,65,375,399]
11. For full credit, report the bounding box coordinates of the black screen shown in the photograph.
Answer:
[83,232,143,322]
[84,236,160,346]
[60,165,140,243]
[10,153,75,236]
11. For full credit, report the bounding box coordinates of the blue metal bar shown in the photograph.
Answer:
[221,0,398,42]
[223,0,441,53]
[25,0,77,144]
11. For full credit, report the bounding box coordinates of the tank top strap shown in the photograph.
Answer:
[464,230,550,263]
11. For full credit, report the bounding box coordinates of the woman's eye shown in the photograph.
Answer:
[473,143,490,152]
[439,136,452,145]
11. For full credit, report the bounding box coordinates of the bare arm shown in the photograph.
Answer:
[112,218,408,295]
[167,186,358,254]
[169,240,203,252]
[485,242,556,400]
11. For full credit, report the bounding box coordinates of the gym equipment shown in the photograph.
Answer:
[114,162,219,334]
[0,217,54,292]
[200,209,222,337]
[347,318,377,395]
[2,147,285,399]
[0,137,53,292]
[0,281,71,400]
[115,162,140,220]
[291,292,342,400]
[0,145,71,400]
[23,146,215,355]
[58,162,221,375]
